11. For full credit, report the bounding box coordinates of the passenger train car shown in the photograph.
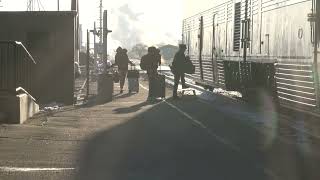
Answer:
[182,0,320,111]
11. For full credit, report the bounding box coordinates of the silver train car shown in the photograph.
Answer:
[182,0,320,111]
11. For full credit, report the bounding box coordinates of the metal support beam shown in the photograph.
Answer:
[94,22,97,62]
[314,0,320,108]
[86,30,90,100]
[103,10,112,61]
[243,0,248,62]
[199,16,204,80]
[99,0,103,61]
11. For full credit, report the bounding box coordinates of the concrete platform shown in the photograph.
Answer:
[0,78,319,180]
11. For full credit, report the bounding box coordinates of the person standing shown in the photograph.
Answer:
[156,48,162,67]
[141,47,159,100]
[172,44,189,99]
[114,47,133,93]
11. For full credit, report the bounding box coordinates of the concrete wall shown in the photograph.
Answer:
[0,11,77,105]
[0,93,39,124]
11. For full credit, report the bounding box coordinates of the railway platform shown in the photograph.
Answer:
[0,76,320,180]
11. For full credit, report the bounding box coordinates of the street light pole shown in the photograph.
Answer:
[86,29,90,100]
[103,10,112,61]
[93,22,97,62]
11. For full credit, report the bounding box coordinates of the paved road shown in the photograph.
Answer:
[0,79,319,180]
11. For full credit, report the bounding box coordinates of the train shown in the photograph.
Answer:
[182,0,320,111]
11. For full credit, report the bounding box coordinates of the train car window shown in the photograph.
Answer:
[233,2,241,51]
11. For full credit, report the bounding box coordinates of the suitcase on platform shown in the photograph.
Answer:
[153,73,165,98]
[127,65,139,93]
[97,73,113,103]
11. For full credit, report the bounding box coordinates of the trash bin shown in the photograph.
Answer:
[97,73,113,103]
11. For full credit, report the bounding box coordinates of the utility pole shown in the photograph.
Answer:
[99,0,103,61]
[93,22,97,62]
[243,0,248,62]
[103,10,112,61]
[90,22,98,68]
[57,0,59,11]
[86,30,90,100]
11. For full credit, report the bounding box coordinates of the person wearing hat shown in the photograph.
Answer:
[171,44,189,99]
[141,46,159,100]
[114,47,134,93]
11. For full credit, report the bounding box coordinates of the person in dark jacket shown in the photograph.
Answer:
[155,48,161,67]
[114,47,133,93]
[141,46,159,100]
[172,44,189,99]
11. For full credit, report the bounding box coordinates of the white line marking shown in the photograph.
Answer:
[139,83,148,91]
[141,83,279,179]
[0,167,75,172]
[199,98,299,147]
[139,83,240,152]
[164,100,240,152]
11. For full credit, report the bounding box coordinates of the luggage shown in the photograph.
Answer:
[97,73,113,103]
[157,74,166,98]
[140,55,148,70]
[154,73,165,98]
[184,56,195,74]
[113,70,120,83]
[127,65,139,93]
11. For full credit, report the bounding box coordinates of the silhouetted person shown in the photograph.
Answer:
[156,48,161,67]
[114,47,133,93]
[141,47,159,100]
[172,44,189,99]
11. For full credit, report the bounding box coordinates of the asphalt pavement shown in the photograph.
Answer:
[0,78,319,180]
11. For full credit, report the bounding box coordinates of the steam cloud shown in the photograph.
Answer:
[108,3,180,57]
[110,4,144,50]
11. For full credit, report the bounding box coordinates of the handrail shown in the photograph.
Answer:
[15,41,36,64]
[16,87,36,102]
[0,41,36,64]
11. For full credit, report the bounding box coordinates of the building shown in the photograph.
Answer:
[0,11,79,105]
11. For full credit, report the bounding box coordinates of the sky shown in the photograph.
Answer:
[0,0,219,52]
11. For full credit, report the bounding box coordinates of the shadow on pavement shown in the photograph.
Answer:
[74,99,268,180]
[113,101,152,114]
[113,92,136,99]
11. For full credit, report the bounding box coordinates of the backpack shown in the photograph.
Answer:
[184,57,195,74]
[140,55,148,70]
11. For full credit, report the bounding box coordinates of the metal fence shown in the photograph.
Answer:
[0,41,36,95]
